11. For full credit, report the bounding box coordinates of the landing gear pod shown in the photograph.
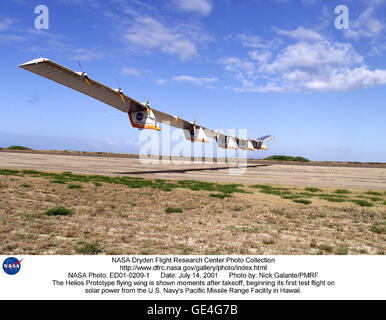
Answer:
[128,101,161,131]
[216,133,238,150]
[226,136,238,150]
[238,139,255,151]
[183,126,209,143]
[251,140,268,150]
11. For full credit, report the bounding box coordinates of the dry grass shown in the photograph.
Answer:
[0,168,385,255]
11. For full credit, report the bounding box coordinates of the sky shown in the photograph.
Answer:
[0,0,385,162]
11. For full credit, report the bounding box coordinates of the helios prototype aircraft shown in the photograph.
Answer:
[19,58,274,151]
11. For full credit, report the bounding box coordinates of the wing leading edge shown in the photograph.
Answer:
[19,58,274,150]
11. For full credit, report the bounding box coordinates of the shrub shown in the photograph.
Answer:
[305,187,322,193]
[335,248,348,255]
[8,145,32,150]
[75,241,101,255]
[351,199,374,207]
[319,196,346,203]
[209,193,231,199]
[264,155,310,162]
[319,244,333,253]
[45,206,72,216]
[165,207,183,213]
[371,223,384,234]
[365,190,382,196]
[0,169,20,175]
[68,184,82,189]
[335,189,351,194]
[293,199,312,205]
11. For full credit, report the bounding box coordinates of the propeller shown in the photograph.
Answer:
[116,80,125,103]
[146,97,150,116]
[78,62,92,87]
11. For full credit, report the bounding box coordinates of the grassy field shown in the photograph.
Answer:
[0,168,385,255]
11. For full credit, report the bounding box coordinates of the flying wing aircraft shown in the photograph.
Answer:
[18,58,274,151]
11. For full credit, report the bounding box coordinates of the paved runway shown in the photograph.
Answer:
[1,151,385,189]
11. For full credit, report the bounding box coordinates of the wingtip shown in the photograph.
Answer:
[18,57,50,68]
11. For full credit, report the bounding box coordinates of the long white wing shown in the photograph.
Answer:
[19,58,274,150]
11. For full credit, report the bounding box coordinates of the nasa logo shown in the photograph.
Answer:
[3,257,22,275]
[136,112,144,122]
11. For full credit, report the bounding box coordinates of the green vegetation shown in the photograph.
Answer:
[335,248,349,255]
[293,199,312,205]
[21,169,40,174]
[252,183,386,208]
[240,226,259,233]
[165,207,183,213]
[44,206,72,216]
[335,189,351,194]
[351,199,374,207]
[177,180,246,194]
[209,193,232,199]
[319,244,333,253]
[68,184,82,189]
[367,197,382,202]
[2,167,385,210]
[0,168,248,196]
[264,155,310,162]
[365,190,382,196]
[177,244,194,254]
[305,187,322,193]
[50,179,66,184]
[371,223,384,234]
[251,185,310,204]
[7,145,32,150]
[319,196,347,203]
[0,169,21,176]
[75,241,101,255]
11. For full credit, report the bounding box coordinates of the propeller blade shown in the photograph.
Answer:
[78,62,92,86]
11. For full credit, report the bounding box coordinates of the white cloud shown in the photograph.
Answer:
[275,26,324,42]
[155,78,168,85]
[68,48,105,61]
[0,18,16,31]
[248,50,272,64]
[172,0,213,16]
[303,67,386,92]
[272,0,320,4]
[344,7,384,41]
[124,16,198,60]
[220,28,386,93]
[301,0,319,4]
[172,75,218,86]
[263,41,363,74]
[121,67,141,77]
[234,34,264,48]
[218,57,255,77]
[0,18,25,43]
